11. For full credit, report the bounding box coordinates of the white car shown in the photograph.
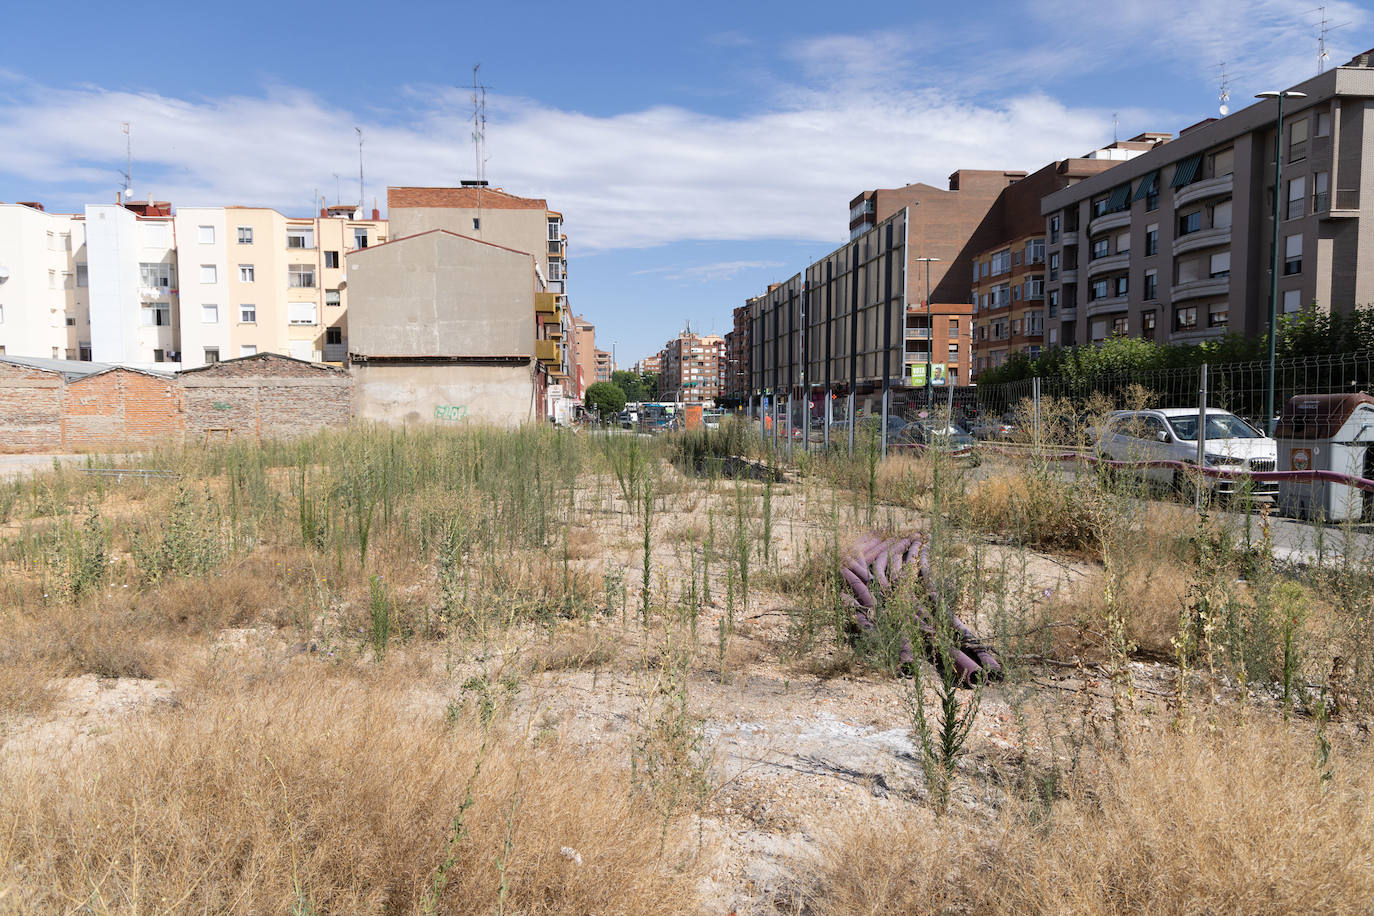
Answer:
[1095,408,1278,497]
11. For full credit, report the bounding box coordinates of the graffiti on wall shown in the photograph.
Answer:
[434,405,468,421]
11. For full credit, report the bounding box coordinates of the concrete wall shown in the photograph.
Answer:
[63,368,183,451]
[181,354,351,443]
[0,362,64,451]
[346,231,536,358]
[352,362,536,427]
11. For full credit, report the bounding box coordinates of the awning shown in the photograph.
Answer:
[1171,154,1202,188]
[1104,183,1132,212]
[1132,170,1159,201]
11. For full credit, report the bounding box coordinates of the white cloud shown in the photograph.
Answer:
[632,259,786,283]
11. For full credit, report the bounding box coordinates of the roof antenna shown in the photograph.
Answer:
[356,127,364,211]
[119,121,133,201]
[1112,112,1118,142]
[1218,61,1231,115]
[1313,6,1350,74]
[471,64,489,184]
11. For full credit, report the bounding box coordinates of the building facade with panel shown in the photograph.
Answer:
[1041,51,1374,349]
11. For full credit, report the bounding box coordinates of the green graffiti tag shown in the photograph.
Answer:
[434,405,468,421]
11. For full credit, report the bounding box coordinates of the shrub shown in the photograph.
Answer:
[584,382,627,417]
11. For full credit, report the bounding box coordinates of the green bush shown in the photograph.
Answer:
[585,382,627,417]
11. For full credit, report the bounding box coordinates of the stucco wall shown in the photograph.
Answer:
[352,362,536,427]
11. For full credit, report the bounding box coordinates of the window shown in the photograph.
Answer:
[948,344,959,361]
[1313,171,1330,212]
[1115,230,1130,255]
[288,264,316,288]
[324,250,340,269]
[200,264,217,284]
[237,226,253,244]
[1026,239,1045,264]
[239,304,256,323]
[48,269,56,289]
[1176,255,1203,284]
[326,326,343,345]
[1144,269,1158,300]
[972,263,981,283]
[1142,310,1157,337]
[1145,224,1159,256]
[1049,252,1060,281]
[1091,279,1110,301]
[1178,211,1202,236]
[45,230,55,250]
[76,264,88,288]
[152,349,165,363]
[1208,303,1228,329]
[353,228,368,249]
[1209,252,1231,279]
[325,289,341,306]
[1284,234,1303,275]
[1210,198,1233,231]
[1287,177,1306,220]
[1175,306,1198,331]
[1315,111,1331,138]
[1282,289,1302,313]
[1209,147,1235,178]
[548,259,565,281]
[1090,319,1107,342]
[1026,277,1044,299]
[1091,195,1109,218]
[1146,183,1160,211]
[288,302,318,325]
[1049,215,1061,243]
[1013,251,1022,267]
[472,218,480,230]
[990,249,1011,275]
[240,345,257,358]
[239,264,255,282]
[1112,316,1129,336]
[1114,275,1129,297]
[201,304,219,323]
[144,222,170,248]
[949,318,959,336]
[65,316,75,326]
[141,304,170,326]
[1025,310,1043,334]
[1091,237,1110,260]
[1289,118,1309,162]
[60,271,72,289]
[547,217,562,241]
[204,348,220,364]
[198,225,215,244]
[287,228,315,249]
[1048,289,1060,318]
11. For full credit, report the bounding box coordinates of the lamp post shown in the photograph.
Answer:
[1255,89,1306,433]
[914,257,940,409]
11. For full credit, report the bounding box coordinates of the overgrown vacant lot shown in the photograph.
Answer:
[2,423,1373,914]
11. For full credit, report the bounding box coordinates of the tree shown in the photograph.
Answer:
[611,370,649,402]
[584,381,627,418]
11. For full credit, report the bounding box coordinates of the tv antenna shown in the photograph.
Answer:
[1112,112,1118,142]
[118,121,133,199]
[1313,6,1351,74]
[472,64,489,184]
[355,127,365,210]
[1218,61,1231,115]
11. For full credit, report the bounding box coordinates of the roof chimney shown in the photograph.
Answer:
[17,201,45,211]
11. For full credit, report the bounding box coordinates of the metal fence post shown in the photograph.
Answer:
[847,390,856,455]
[1196,363,1208,512]
[880,387,890,459]
[787,391,795,462]
[824,389,832,449]
[1032,376,1042,452]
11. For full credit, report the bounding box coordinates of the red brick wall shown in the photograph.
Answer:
[0,364,63,452]
[62,370,184,452]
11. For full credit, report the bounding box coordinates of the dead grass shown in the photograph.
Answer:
[964,470,1106,556]
[0,664,700,914]
[806,718,1374,915]
[527,625,620,673]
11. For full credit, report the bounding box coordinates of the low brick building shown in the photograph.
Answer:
[0,360,67,452]
[179,353,352,444]
[62,367,182,451]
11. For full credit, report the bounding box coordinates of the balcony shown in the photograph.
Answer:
[534,292,557,317]
[1088,209,1132,236]
[1170,276,1229,302]
[1085,295,1128,318]
[904,327,930,339]
[322,342,347,362]
[1086,252,1131,278]
[536,340,559,364]
[1173,173,1233,208]
[547,238,563,256]
[1059,230,1079,246]
[1058,268,1078,284]
[1323,188,1360,219]
[1172,225,1230,257]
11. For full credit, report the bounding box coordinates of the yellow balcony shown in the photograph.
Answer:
[536,340,559,364]
[535,292,557,317]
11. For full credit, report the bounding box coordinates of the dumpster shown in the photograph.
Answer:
[1275,393,1374,522]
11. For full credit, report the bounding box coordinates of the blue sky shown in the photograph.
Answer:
[1,0,1368,363]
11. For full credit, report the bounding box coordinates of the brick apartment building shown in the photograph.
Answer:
[969,139,1164,375]
[1042,51,1374,349]
[659,331,725,404]
[722,301,752,402]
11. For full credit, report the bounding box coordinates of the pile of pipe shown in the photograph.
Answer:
[840,533,1002,687]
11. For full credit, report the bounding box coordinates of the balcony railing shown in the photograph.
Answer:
[1173,173,1233,209]
[904,327,930,339]
[322,342,347,362]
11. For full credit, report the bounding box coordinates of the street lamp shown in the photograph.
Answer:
[914,257,940,408]
[1256,89,1307,433]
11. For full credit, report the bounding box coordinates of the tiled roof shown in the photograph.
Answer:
[388,186,549,210]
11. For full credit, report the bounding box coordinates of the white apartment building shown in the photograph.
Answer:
[0,203,90,361]
[0,198,385,370]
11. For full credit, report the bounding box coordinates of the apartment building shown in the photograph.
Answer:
[659,331,725,404]
[633,354,662,376]
[570,315,597,399]
[723,301,752,401]
[85,199,180,368]
[173,204,385,368]
[593,349,613,383]
[387,185,573,393]
[969,145,1158,374]
[1042,50,1374,349]
[0,203,90,361]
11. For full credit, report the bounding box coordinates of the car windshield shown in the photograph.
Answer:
[919,423,969,436]
[1167,414,1262,441]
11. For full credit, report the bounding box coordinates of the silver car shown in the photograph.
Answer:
[1095,408,1278,497]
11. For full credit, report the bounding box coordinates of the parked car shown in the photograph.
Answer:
[970,417,1017,441]
[1094,408,1278,497]
[896,420,979,461]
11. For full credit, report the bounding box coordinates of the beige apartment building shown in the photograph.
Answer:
[387,185,573,393]
[1042,50,1374,348]
[174,204,386,368]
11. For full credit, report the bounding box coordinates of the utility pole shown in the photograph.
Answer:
[356,127,364,209]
